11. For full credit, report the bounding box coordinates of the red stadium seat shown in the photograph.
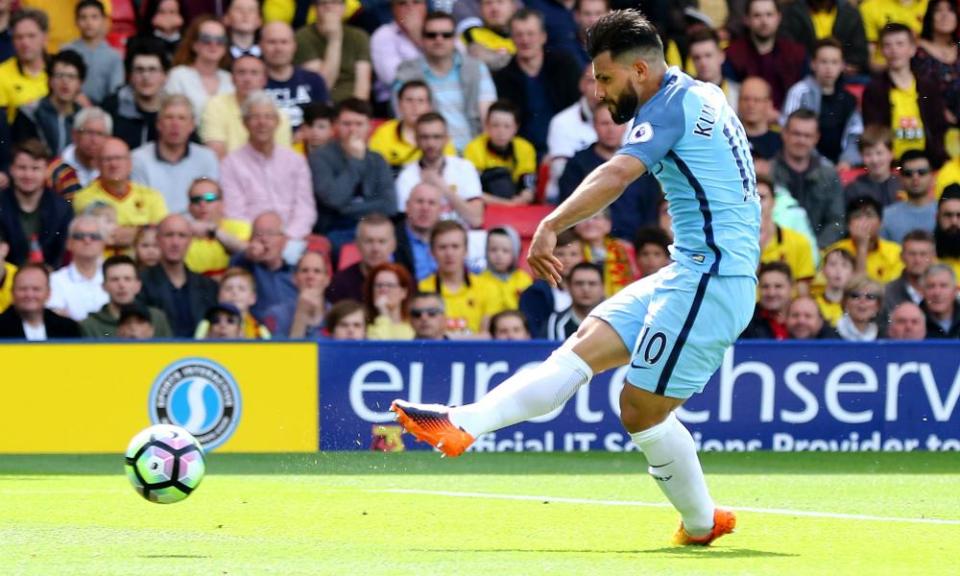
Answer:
[107,0,137,54]
[838,167,866,187]
[338,242,361,271]
[844,83,865,109]
[484,204,553,238]
[534,161,551,204]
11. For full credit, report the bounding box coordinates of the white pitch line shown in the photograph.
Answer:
[373,488,960,526]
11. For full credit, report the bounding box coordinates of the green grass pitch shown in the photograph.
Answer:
[1,452,958,575]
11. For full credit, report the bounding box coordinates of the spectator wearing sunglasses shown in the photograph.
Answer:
[837,276,883,342]
[183,178,250,278]
[46,215,109,321]
[409,291,447,340]
[825,196,904,284]
[164,16,234,123]
[879,150,937,244]
[0,140,73,269]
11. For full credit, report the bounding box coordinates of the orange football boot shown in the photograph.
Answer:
[390,400,475,457]
[672,508,737,546]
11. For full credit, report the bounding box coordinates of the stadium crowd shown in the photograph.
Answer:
[0,0,959,342]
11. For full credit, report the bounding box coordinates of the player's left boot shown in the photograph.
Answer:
[390,400,475,457]
[672,508,736,546]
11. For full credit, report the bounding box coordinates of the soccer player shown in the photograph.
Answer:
[391,10,760,546]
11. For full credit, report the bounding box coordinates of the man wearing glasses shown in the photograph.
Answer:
[0,139,72,269]
[294,0,371,102]
[11,50,86,157]
[184,178,250,277]
[102,37,170,150]
[879,150,936,245]
[409,292,447,340]
[395,11,497,152]
[47,215,108,321]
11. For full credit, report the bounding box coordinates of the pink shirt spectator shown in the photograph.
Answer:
[370,23,422,101]
[220,143,317,239]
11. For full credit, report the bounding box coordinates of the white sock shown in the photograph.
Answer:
[630,413,715,537]
[450,349,593,437]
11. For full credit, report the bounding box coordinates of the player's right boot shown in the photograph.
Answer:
[390,400,475,457]
[672,508,737,546]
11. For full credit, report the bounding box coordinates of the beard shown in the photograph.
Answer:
[608,85,640,125]
[936,224,960,258]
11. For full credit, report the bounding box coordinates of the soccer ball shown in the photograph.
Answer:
[125,424,206,504]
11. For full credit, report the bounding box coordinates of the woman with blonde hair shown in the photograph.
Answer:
[837,276,884,341]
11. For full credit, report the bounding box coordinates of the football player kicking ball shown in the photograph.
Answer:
[391,9,760,546]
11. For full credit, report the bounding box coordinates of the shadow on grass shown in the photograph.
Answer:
[1,452,958,476]
[415,547,797,559]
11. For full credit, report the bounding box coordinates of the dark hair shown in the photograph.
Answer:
[898,149,930,167]
[556,229,582,248]
[940,183,960,205]
[486,99,520,124]
[586,9,663,60]
[412,291,444,307]
[845,195,884,223]
[49,49,87,82]
[921,0,959,42]
[398,79,431,100]
[488,310,530,338]
[879,22,915,43]
[423,11,456,28]
[902,229,935,245]
[858,124,892,153]
[302,102,335,125]
[633,226,671,254]
[755,173,774,193]
[103,254,138,276]
[687,27,720,50]
[138,0,185,37]
[786,108,818,127]
[429,219,467,247]
[510,8,545,32]
[124,36,171,80]
[75,0,107,18]
[758,260,792,283]
[745,0,779,14]
[324,299,365,333]
[12,139,51,163]
[11,8,49,33]
[416,111,447,128]
[335,97,373,119]
[812,37,843,59]
[569,261,604,281]
[823,247,855,269]
[173,15,230,68]
[363,262,415,323]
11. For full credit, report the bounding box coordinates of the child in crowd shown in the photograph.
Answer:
[203,303,244,339]
[632,226,671,278]
[464,100,537,206]
[133,225,160,271]
[519,229,584,338]
[574,209,637,297]
[815,248,856,327]
[843,125,900,206]
[194,267,271,339]
[478,226,532,311]
[297,102,335,156]
[64,0,123,105]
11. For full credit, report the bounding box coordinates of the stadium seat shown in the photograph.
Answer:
[107,0,137,54]
[844,83,865,109]
[534,161,551,204]
[338,242,361,271]
[484,204,553,238]
[838,167,866,187]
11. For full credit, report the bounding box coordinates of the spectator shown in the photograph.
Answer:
[860,0,926,71]
[884,229,935,315]
[261,22,330,131]
[935,185,960,279]
[837,275,883,341]
[571,0,609,66]
[815,247,856,327]
[46,215,108,321]
[0,140,72,268]
[116,303,157,339]
[53,106,110,193]
[81,254,172,338]
[843,125,900,206]
[194,267,271,339]
[133,225,160,271]
[310,98,396,244]
[493,9,581,156]
[0,229,15,313]
[862,23,946,168]
[294,0,372,102]
[324,299,366,339]
[0,264,80,339]
[489,309,530,340]
[164,16,234,122]
[231,211,297,320]
[131,94,219,214]
[559,105,658,241]
[395,182,441,281]
[62,0,123,105]
[74,138,169,251]
[137,0,184,60]
[519,229,583,337]
[138,214,218,337]
[738,77,781,160]
[418,220,505,335]
[524,0,581,64]
[202,302,244,339]
[202,54,294,159]
[368,79,454,173]
[633,226,671,278]
[786,295,840,339]
[913,1,960,127]
[921,263,960,338]
[826,195,904,283]
[12,50,85,156]
[0,0,12,63]
[886,300,927,340]
[772,109,845,248]
[758,174,815,292]
[298,101,335,155]
[221,92,317,244]
[224,0,262,59]
[478,226,532,311]
[880,150,936,243]
[183,178,250,277]
[724,0,807,111]
[780,0,869,75]
[546,262,605,340]
[264,250,330,339]
[363,262,415,340]
[101,37,169,150]
[574,209,637,297]
[464,100,537,206]
[0,9,49,124]
[780,38,863,167]
[461,0,517,72]
[742,261,793,340]
[395,113,484,228]
[395,12,497,151]
[545,64,600,202]
[410,291,447,339]
[689,28,739,111]
[327,214,397,304]
[370,0,426,104]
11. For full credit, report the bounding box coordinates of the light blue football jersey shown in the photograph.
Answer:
[617,67,761,278]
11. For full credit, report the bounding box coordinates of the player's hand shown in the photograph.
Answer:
[527,224,563,287]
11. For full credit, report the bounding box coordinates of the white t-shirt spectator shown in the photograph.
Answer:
[47,263,109,321]
[395,156,482,224]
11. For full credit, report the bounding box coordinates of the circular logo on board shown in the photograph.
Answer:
[149,358,241,451]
